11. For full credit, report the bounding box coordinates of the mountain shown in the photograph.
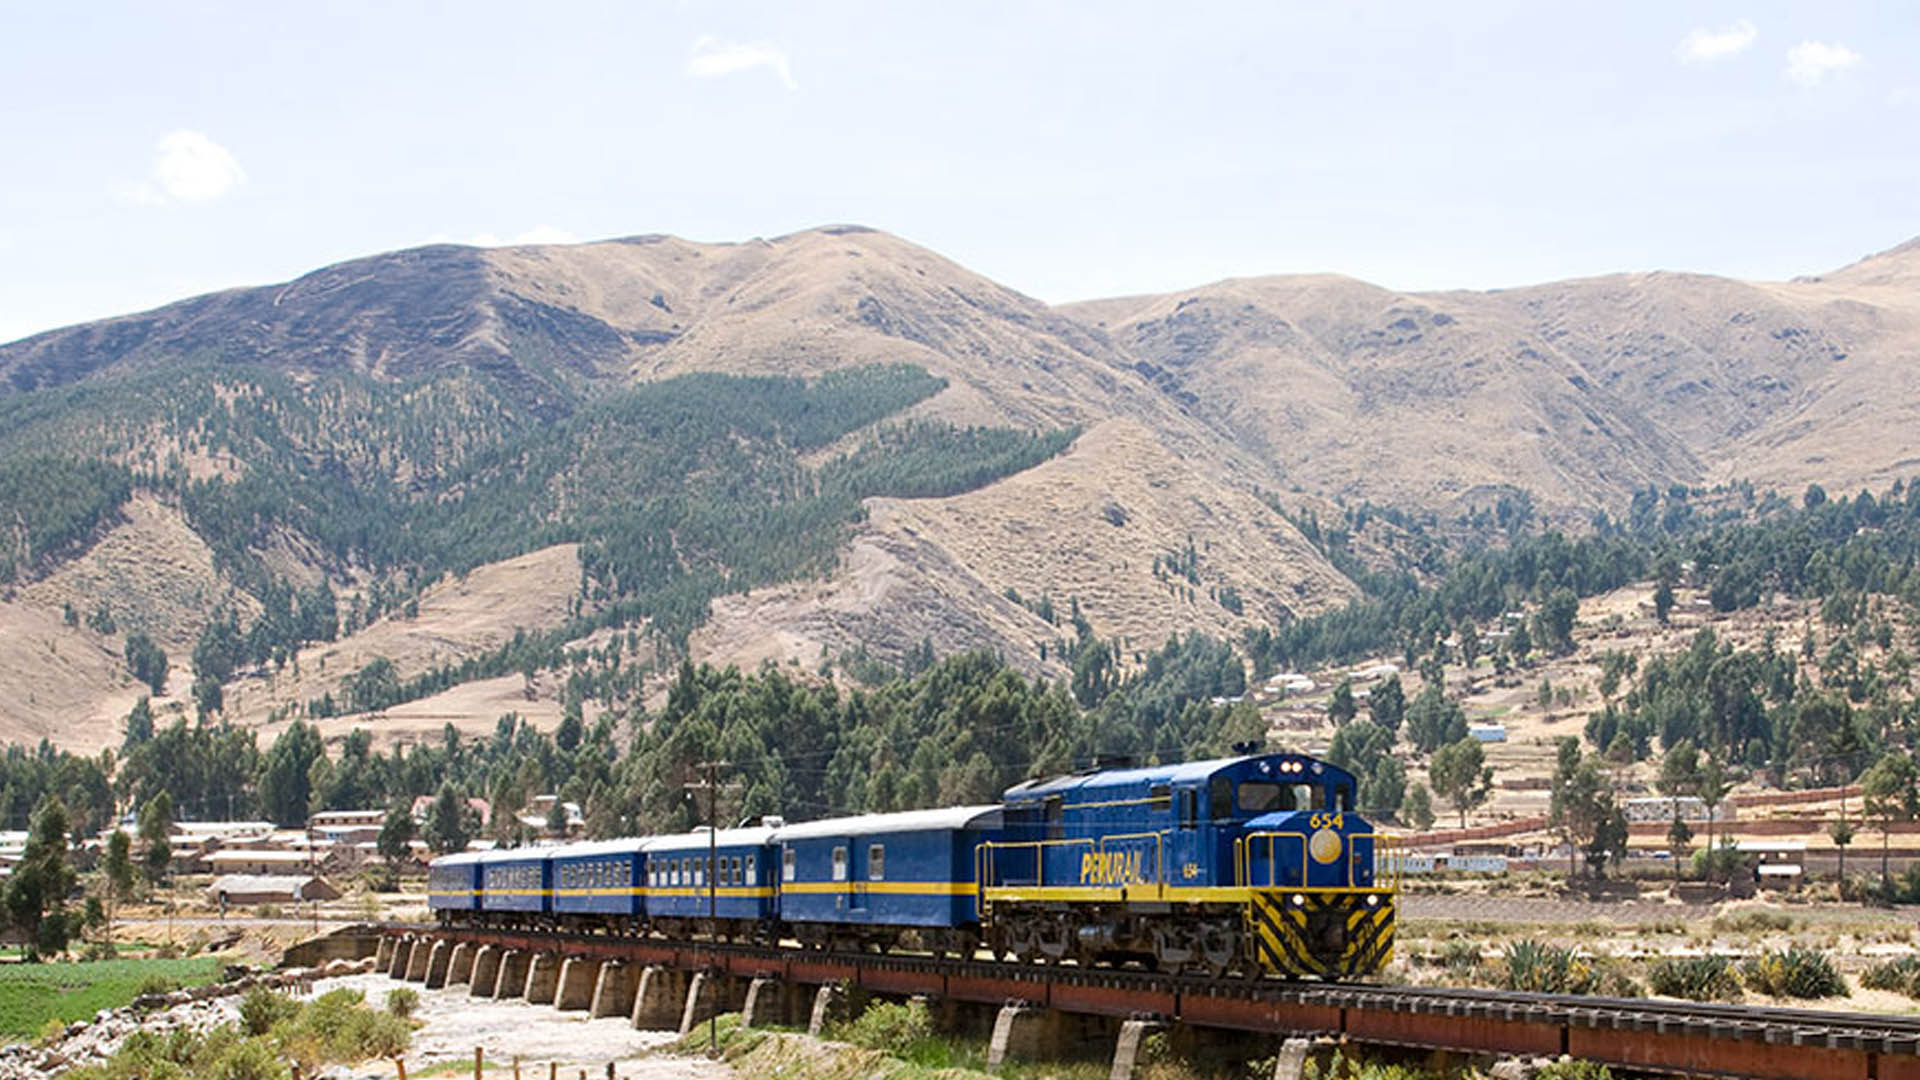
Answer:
[3,227,1918,750]
[0,227,1351,749]
[1065,237,1920,514]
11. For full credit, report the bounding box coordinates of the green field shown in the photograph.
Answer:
[0,956,224,1040]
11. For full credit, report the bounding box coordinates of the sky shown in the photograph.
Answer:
[2,1,1917,344]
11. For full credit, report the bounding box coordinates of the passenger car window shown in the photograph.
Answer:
[782,848,795,882]
[746,855,757,885]
[869,844,885,881]
[831,846,848,882]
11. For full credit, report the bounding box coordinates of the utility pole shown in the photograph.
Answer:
[684,760,732,1058]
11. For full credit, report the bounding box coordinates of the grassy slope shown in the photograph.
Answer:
[0,956,223,1039]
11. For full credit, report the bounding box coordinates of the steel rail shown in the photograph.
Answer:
[369,922,1920,1080]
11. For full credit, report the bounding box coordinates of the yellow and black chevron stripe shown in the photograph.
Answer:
[1246,890,1394,978]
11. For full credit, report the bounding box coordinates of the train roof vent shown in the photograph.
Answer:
[760,815,786,828]
[1084,753,1136,773]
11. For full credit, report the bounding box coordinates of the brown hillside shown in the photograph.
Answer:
[1065,238,1920,515]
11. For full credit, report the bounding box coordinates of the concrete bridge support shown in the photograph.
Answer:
[677,971,745,1037]
[374,936,394,971]
[807,982,869,1037]
[1109,1019,1167,1080]
[632,966,687,1030]
[404,937,433,981]
[555,956,602,1011]
[492,949,531,999]
[424,940,453,989]
[590,962,637,1019]
[386,937,413,979]
[447,942,475,986]
[987,1005,1066,1071]
[742,977,809,1028]
[1271,1037,1340,1080]
[468,945,501,997]
[524,953,562,1005]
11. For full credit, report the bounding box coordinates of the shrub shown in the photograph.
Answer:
[1536,1063,1614,1080]
[206,1037,288,1080]
[385,986,419,1019]
[1712,909,1795,935]
[1862,956,1920,998]
[831,1000,935,1057]
[238,986,299,1036]
[1648,955,1742,1001]
[1741,946,1848,999]
[1440,938,1482,975]
[136,973,180,998]
[1501,940,1598,995]
[338,1010,411,1060]
[38,1017,69,1047]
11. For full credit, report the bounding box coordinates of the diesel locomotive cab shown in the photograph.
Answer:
[982,752,1395,978]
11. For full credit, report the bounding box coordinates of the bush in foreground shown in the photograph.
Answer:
[1647,955,1742,1002]
[1741,947,1848,1000]
[1863,956,1920,999]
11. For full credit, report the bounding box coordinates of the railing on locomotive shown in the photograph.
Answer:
[1233,829,1401,891]
[975,830,1170,897]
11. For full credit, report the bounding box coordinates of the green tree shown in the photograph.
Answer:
[377,804,415,865]
[123,633,169,695]
[122,696,155,748]
[1861,751,1920,887]
[1401,782,1436,831]
[1666,815,1693,880]
[1654,577,1676,625]
[258,720,324,826]
[1327,680,1358,726]
[101,828,135,939]
[1536,587,1579,654]
[1429,737,1493,829]
[1368,675,1405,732]
[1406,684,1467,754]
[1829,814,1854,884]
[1549,739,1619,879]
[138,792,173,886]
[1508,621,1533,664]
[424,785,472,854]
[4,796,81,960]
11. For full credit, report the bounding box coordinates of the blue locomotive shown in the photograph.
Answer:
[427,751,1394,978]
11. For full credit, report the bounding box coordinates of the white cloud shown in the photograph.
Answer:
[1786,40,1862,87]
[121,130,247,206]
[686,36,796,89]
[1677,19,1758,63]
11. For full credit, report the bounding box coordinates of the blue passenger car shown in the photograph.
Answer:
[478,847,552,923]
[427,850,483,924]
[641,827,778,935]
[550,838,648,928]
[774,806,1001,953]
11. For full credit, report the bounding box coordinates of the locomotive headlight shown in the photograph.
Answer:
[1366,894,1380,907]
[1291,893,1306,907]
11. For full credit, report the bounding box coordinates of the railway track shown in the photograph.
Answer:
[370,923,1920,1080]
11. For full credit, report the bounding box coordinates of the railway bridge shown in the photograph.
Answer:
[362,924,1920,1080]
